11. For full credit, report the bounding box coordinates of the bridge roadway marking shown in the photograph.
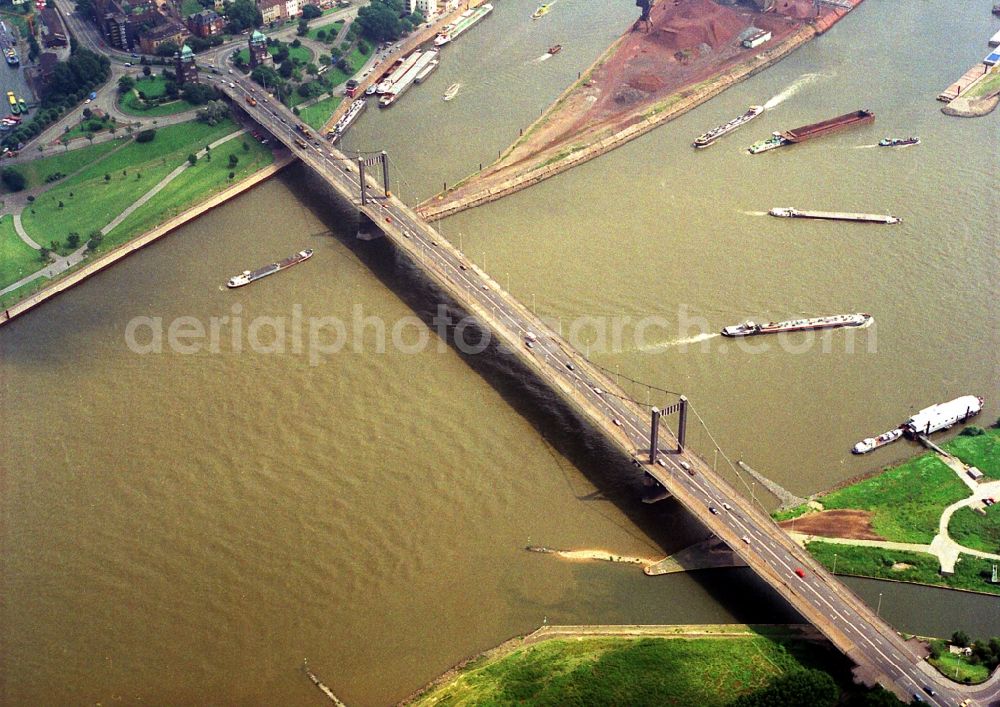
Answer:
[219,80,988,707]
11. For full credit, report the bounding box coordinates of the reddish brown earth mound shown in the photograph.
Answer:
[779,510,885,541]
[649,0,747,52]
[773,0,816,20]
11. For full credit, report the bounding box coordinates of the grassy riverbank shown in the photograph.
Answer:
[298,95,342,131]
[1,119,274,310]
[807,541,1000,597]
[408,627,896,706]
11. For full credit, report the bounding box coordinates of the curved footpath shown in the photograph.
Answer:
[1,148,294,323]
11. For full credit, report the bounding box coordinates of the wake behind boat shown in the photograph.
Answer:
[721,313,871,337]
[693,105,763,148]
[227,249,313,288]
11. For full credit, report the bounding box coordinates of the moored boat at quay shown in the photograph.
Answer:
[327,98,367,143]
[721,313,872,337]
[227,249,313,288]
[852,428,904,454]
[693,105,763,148]
[434,3,493,46]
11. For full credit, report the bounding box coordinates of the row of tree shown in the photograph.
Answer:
[355,0,424,42]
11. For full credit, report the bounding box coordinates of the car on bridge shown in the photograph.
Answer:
[794,568,806,578]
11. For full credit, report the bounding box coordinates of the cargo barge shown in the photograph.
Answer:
[693,105,763,148]
[748,110,874,153]
[434,3,493,46]
[768,207,900,224]
[414,59,439,84]
[721,313,871,337]
[227,249,313,288]
[376,52,421,94]
[327,98,367,143]
[379,50,438,107]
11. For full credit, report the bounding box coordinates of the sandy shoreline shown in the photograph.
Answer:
[416,0,869,221]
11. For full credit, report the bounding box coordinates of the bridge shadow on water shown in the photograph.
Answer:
[290,165,804,627]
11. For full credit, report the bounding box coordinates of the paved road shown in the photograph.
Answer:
[218,72,1000,706]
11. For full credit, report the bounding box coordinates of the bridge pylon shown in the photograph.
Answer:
[649,396,689,462]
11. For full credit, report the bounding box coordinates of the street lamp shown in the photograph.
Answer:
[876,592,883,617]
[832,552,838,575]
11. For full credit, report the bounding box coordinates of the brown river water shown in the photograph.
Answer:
[2,0,998,703]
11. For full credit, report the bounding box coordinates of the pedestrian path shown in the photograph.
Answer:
[1,130,243,298]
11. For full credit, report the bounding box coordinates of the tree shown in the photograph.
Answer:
[226,0,262,32]
[82,107,92,119]
[305,62,318,76]
[278,59,294,79]
[85,132,95,145]
[67,233,80,249]
[316,29,327,41]
[38,245,51,262]
[730,669,838,707]
[356,0,405,42]
[242,141,249,152]
[196,100,229,125]
[104,173,110,182]
[143,65,152,77]
[228,171,235,180]
[291,38,302,49]
[953,631,971,648]
[155,41,180,58]
[87,231,102,251]
[187,153,198,166]
[228,154,239,168]
[136,128,156,142]
[301,3,321,19]
[297,18,310,36]
[118,75,135,93]
[1,168,26,192]
[181,83,215,105]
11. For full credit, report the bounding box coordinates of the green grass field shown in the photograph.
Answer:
[120,76,197,116]
[807,541,1000,596]
[63,117,122,142]
[0,214,41,290]
[946,428,1000,479]
[105,134,273,247]
[928,644,992,684]
[412,633,843,706]
[948,506,1000,555]
[1,140,121,192]
[298,95,342,131]
[325,43,374,88]
[967,71,1000,99]
[21,121,239,255]
[307,20,344,42]
[818,451,970,543]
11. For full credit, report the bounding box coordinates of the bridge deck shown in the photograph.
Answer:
[218,81,997,706]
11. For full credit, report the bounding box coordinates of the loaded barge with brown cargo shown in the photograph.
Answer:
[748,109,874,153]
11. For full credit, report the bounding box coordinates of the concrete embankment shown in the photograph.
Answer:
[0,154,294,327]
[416,23,818,221]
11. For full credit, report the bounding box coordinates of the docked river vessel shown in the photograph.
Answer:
[227,249,313,288]
[434,3,493,46]
[748,110,874,153]
[693,105,763,148]
[0,21,18,67]
[852,428,903,455]
[327,98,367,143]
[721,313,872,337]
[903,396,984,437]
[379,50,439,108]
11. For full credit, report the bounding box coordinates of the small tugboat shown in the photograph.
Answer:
[532,4,550,19]
[227,249,313,288]
[878,136,920,147]
[721,313,872,337]
[548,44,562,55]
[748,132,786,154]
[443,83,460,101]
[852,428,904,454]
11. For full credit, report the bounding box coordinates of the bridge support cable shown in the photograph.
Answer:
[684,399,775,517]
